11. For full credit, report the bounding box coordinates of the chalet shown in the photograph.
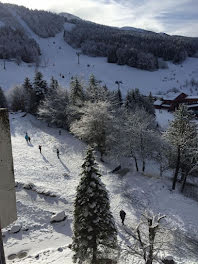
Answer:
[154,93,198,115]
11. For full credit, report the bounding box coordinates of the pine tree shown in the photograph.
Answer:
[165,105,197,190]
[23,77,35,113]
[33,72,47,96]
[70,77,84,106]
[86,74,99,102]
[72,147,117,264]
[0,87,7,108]
[110,88,123,108]
[33,71,48,113]
[49,76,59,95]
[38,87,70,129]
[125,89,154,115]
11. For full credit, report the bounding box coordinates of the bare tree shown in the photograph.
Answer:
[123,212,167,264]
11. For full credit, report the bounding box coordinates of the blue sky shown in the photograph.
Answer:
[1,0,198,36]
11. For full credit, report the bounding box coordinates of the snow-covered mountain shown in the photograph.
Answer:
[0,2,198,97]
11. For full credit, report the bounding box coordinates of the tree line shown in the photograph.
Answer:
[0,72,197,192]
[64,19,198,70]
[0,26,40,63]
[5,3,65,38]
[0,3,66,63]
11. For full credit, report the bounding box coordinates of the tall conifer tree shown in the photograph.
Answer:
[72,147,117,264]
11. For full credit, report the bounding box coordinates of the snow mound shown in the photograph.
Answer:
[50,211,67,223]
[9,224,22,234]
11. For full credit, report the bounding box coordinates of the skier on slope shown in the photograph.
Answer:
[25,133,29,143]
[39,145,42,153]
[57,148,60,159]
[120,210,126,225]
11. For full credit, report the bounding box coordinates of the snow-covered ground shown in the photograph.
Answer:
[0,19,198,97]
[155,109,174,130]
[3,112,198,264]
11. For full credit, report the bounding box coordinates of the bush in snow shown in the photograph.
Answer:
[72,147,117,264]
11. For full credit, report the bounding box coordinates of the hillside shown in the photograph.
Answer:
[0,21,198,97]
[2,112,198,264]
[0,3,197,97]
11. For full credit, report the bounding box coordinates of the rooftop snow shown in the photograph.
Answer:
[154,100,163,106]
[186,96,198,99]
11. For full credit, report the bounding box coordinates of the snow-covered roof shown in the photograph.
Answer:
[187,104,198,108]
[161,104,171,107]
[154,100,163,106]
[162,92,182,100]
[186,96,198,99]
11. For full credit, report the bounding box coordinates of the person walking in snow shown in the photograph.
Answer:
[120,210,126,225]
[25,132,29,143]
[59,130,61,135]
[57,148,60,159]
[28,136,31,143]
[39,145,42,153]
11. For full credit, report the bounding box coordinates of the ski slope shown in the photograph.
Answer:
[0,17,198,96]
[3,113,198,264]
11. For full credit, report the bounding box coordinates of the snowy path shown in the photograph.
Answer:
[2,113,198,263]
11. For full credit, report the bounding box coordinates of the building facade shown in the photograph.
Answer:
[154,93,198,115]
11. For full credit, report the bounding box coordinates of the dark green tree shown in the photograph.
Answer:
[70,76,84,106]
[72,147,117,264]
[86,74,99,102]
[23,77,35,113]
[33,71,48,113]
